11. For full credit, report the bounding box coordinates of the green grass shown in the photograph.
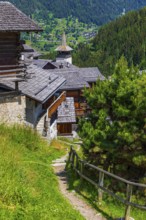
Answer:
[0,124,85,220]
[67,159,146,220]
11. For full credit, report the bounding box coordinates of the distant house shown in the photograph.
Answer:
[0,2,70,139]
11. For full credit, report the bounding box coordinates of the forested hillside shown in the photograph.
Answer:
[73,7,146,76]
[3,0,146,25]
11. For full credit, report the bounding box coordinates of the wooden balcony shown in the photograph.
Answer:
[48,91,66,118]
[0,64,26,82]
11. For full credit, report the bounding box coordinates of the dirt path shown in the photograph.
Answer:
[52,156,106,220]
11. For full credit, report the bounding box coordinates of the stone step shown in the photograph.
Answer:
[52,159,66,163]
[52,162,66,167]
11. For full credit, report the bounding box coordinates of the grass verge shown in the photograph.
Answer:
[0,124,84,220]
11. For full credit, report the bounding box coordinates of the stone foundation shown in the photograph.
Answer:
[0,94,58,140]
[0,94,26,124]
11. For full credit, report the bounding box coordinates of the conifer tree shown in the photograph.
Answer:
[79,57,146,179]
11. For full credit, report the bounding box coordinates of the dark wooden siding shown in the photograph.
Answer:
[66,90,80,98]
[0,32,20,66]
[57,123,72,135]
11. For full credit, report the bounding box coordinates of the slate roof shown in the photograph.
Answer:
[48,66,104,90]
[33,59,78,70]
[57,97,76,123]
[0,2,42,32]
[33,59,53,69]
[31,61,104,90]
[51,61,78,69]
[1,64,66,103]
[51,69,90,90]
[79,67,105,82]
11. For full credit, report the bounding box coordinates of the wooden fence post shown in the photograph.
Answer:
[76,154,78,169]
[70,150,75,169]
[80,161,84,182]
[125,184,133,220]
[98,171,104,205]
[65,146,72,170]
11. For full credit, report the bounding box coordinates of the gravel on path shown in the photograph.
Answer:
[52,156,106,220]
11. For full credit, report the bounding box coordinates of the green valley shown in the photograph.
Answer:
[26,12,98,55]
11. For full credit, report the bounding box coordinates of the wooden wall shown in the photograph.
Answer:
[0,32,20,66]
[57,123,72,135]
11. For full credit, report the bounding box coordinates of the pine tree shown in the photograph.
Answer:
[79,57,146,180]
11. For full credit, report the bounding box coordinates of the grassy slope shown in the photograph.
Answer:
[0,125,84,220]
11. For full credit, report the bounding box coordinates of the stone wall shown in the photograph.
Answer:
[0,93,58,140]
[0,94,26,124]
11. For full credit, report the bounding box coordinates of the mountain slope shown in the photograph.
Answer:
[73,7,146,76]
[2,0,146,25]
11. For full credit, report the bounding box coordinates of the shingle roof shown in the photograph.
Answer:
[57,97,76,123]
[0,2,42,32]
[2,64,66,103]
[79,67,105,82]
[51,61,78,69]
[25,56,104,91]
[55,45,73,52]
[55,32,73,52]
[48,66,104,90]
[33,59,78,70]
[33,59,53,69]
[51,69,90,90]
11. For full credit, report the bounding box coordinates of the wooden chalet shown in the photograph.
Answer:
[32,34,104,135]
[0,1,42,85]
[0,2,69,139]
[53,67,104,118]
[33,33,104,122]
[33,59,104,135]
[33,64,104,118]
[3,24,104,137]
[3,64,66,139]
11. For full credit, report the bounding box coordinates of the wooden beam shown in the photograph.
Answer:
[0,72,25,78]
[0,64,24,69]
[48,92,66,117]
[0,68,25,74]
[0,76,25,82]
[0,91,20,96]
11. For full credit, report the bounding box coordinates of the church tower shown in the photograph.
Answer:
[55,32,73,64]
